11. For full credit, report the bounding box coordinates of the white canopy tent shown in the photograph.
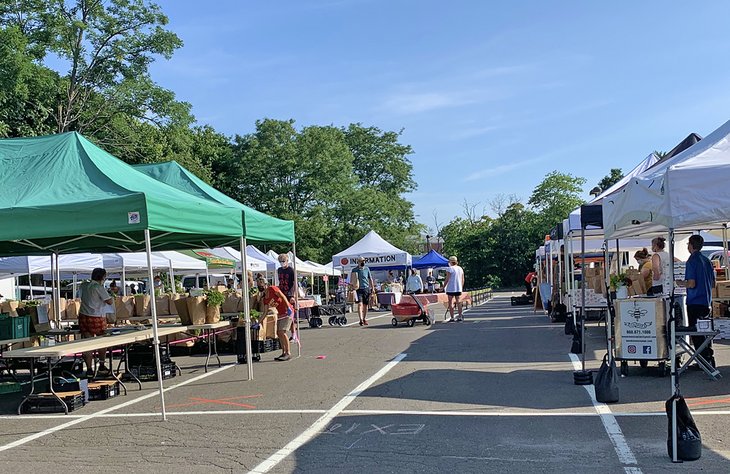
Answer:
[208,246,270,273]
[331,230,412,271]
[0,253,103,277]
[604,119,730,239]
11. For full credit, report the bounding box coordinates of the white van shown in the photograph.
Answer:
[181,274,237,290]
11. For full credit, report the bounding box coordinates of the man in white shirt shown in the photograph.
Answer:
[444,256,465,321]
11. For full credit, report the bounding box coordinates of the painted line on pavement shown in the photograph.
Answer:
[7,408,730,421]
[0,363,235,453]
[249,352,408,474]
[570,353,641,472]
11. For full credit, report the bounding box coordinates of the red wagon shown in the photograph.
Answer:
[390,295,433,327]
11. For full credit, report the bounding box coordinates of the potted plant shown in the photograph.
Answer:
[204,288,225,323]
[609,272,631,299]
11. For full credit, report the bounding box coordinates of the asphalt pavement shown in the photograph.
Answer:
[1,293,729,473]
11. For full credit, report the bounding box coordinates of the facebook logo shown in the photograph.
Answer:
[643,346,652,354]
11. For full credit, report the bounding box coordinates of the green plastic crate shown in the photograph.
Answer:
[0,314,30,340]
[0,381,21,395]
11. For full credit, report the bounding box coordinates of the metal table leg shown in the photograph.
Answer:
[17,357,35,415]
[204,328,211,373]
[213,329,221,368]
[122,343,142,390]
[106,347,128,395]
[19,358,68,415]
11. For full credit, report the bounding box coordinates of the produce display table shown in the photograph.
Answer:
[1,325,185,414]
[0,337,30,381]
[186,321,231,372]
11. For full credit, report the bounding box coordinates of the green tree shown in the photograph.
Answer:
[596,168,623,193]
[528,170,586,234]
[0,26,61,137]
[440,215,495,288]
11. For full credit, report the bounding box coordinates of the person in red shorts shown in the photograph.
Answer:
[78,267,113,376]
[258,278,294,361]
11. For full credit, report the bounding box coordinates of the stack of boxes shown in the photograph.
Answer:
[713,274,730,339]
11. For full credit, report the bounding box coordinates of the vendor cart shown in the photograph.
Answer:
[614,297,670,376]
[390,295,433,327]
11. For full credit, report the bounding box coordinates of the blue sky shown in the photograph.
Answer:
[151,1,730,230]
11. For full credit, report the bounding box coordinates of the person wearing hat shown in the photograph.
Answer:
[351,257,376,326]
[444,256,465,321]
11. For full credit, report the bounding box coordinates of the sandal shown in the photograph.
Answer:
[275,354,291,361]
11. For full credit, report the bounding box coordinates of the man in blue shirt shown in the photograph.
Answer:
[350,257,375,326]
[677,235,716,367]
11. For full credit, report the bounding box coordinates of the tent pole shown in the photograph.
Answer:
[168,264,175,294]
[144,229,166,421]
[122,266,127,296]
[292,241,301,358]
[205,266,210,288]
[240,236,253,381]
[72,273,77,300]
[56,253,61,323]
[581,227,586,372]
[604,241,612,363]
[723,224,729,280]
[668,229,678,462]
[616,240,621,274]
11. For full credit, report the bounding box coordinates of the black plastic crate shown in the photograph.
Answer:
[21,391,85,414]
[127,343,171,365]
[129,362,177,381]
[87,381,120,400]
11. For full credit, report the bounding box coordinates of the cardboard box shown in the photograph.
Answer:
[712,301,729,318]
[716,281,730,299]
[713,319,730,340]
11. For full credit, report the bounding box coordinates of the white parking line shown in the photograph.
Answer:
[248,353,408,474]
[569,354,641,472]
[0,364,235,453]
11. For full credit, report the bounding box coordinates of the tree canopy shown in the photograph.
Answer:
[597,168,624,193]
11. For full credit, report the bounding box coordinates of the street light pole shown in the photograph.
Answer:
[425,234,431,253]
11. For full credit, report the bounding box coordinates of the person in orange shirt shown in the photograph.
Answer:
[524,271,537,296]
[258,278,294,361]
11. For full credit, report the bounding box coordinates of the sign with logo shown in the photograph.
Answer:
[128,211,141,225]
[334,254,408,270]
[616,299,664,360]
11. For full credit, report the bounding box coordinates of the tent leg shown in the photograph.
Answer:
[723,225,729,281]
[581,227,587,372]
[292,241,301,359]
[668,229,678,462]
[168,265,175,294]
[122,267,127,296]
[144,229,166,421]
[240,236,253,381]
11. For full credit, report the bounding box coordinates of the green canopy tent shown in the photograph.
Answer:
[0,132,245,419]
[134,161,300,371]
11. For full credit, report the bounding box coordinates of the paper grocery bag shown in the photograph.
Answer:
[221,293,240,314]
[169,294,182,315]
[134,295,151,317]
[155,294,171,316]
[1,300,20,317]
[115,296,135,320]
[65,299,81,320]
[174,297,191,325]
[48,297,67,320]
[205,304,221,324]
[185,296,207,325]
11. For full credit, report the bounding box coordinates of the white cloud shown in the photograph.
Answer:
[379,91,476,115]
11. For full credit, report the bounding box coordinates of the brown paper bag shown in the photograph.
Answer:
[115,296,135,319]
[174,297,191,325]
[48,297,67,320]
[155,294,171,316]
[169,294,183,315]
[1,300,20,317]
[134,295,151,317]
[29,304,52,333]
[65,299,81,320]
[205,304,221,324]
[185,296,207,325]
[221,293,240,314]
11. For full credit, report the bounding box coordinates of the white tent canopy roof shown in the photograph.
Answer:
[208,247,271,273]
[564,153,660,236]
[154,251,207,273]
[604,119,730,239]
[103,252,171,273]
[0,253,103,277]
[332,230,412,270]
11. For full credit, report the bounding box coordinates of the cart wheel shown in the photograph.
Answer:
[328,316,336,326]
[620,361,629,377]
[341,317,347,326]
[315,318,323,328]
[639,360,648,369]
[424,315,432,326]
[407,318,415,327]
[391,318,398,327]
